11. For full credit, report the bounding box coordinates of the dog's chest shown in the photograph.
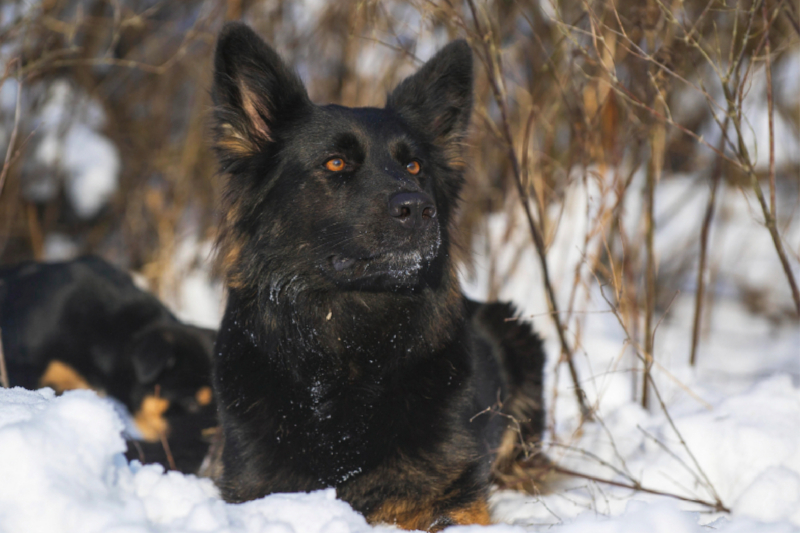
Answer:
[257,348,469,487]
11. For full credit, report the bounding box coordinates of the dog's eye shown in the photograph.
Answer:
[325,158,346,172]
[406,161,421,175]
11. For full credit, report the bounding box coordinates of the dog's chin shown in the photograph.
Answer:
[324,248,438,292]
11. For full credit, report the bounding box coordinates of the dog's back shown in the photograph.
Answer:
[1,257,171,391]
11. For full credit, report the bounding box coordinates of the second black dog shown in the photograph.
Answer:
[0,256,217,472]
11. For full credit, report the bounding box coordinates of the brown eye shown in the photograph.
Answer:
[325,158,345,172]
[406,161,420,175]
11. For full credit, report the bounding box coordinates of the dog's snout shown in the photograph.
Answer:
[388,192,436,229]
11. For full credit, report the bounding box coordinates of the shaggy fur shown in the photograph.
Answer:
[209,23,545,530]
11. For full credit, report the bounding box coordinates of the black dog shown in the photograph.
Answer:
[0,256,217,473]
[209,23,545,530]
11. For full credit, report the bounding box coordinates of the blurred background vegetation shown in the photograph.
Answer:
[0,0,798,408]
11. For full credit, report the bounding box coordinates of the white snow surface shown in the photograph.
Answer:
[0,388,385,533]
[2,337,798,533]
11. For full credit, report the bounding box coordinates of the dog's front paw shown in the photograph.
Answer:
[369,497,491,532]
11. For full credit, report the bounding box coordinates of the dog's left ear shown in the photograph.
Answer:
[387,40,473,154]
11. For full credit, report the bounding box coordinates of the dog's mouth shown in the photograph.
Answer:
[325,237,441,287]
[322,223,443,289]
[328,250,426,276]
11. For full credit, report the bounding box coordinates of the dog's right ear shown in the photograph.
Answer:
[212,23,310,166]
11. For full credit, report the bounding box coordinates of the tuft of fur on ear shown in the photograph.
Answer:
[212,22,310,168]
[386,40,473,164]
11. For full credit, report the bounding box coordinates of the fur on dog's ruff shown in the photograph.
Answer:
[209,22,545,531]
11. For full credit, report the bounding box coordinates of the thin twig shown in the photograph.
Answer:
[159,430,177,471]
[645,371,724,507]
[463,0,592,421]
[594,277,713,410]
[763,2,776,222]
[547,442,637,485]
[720,19,800,316]
[637,424,714,500]
[548,464,730,513]
[0,60,22,200]
[0,327,8,388]
[690,117,729,366]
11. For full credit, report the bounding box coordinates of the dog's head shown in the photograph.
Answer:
[212,23,472,297]
[128,323,215,414]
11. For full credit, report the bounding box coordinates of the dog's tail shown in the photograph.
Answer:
[470,301,550,493]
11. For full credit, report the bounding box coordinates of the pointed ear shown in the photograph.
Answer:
[212,22,310,164]
[387,40,473,155]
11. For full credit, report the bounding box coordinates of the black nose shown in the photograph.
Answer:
[388,192,437,229]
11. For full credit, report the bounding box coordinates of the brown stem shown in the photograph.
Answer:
[763,3,776,222]
[0,328,8,388]
[642,106,664,408]
[464,0,591,420]
[0,61,22,200]
[722,77,800,316]
[549,464,730,513]
[690,118,729,367]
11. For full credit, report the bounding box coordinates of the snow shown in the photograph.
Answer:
[0,388,387,533]
[160,236,226,330]
[31,80,121,218]
[8,79,122,218]
[42,232,81,262]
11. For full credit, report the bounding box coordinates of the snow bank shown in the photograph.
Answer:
[0,387,384,533]
[2,367,799,533]
[489,369,800,531]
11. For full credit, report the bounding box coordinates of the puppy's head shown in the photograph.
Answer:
[128,324,215,419]
[212,23,472,298]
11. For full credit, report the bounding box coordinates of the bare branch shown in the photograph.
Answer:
[0,328,8,389]
[548,464,730,513]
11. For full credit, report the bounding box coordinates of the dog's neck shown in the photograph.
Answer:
[227,268,465,383]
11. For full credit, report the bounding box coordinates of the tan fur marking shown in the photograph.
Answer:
[219,239,245,286]
[217,131,256,157]
[40,361,91,393]
[370,496,491,532]
[134,395,170,442]
[240,85,272,142]
[197,428,225,481]
[201,426,220,438]
[195,386,213,406]
[491,424,550,494]
[447,498,491,527]
[369,498,438,531]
